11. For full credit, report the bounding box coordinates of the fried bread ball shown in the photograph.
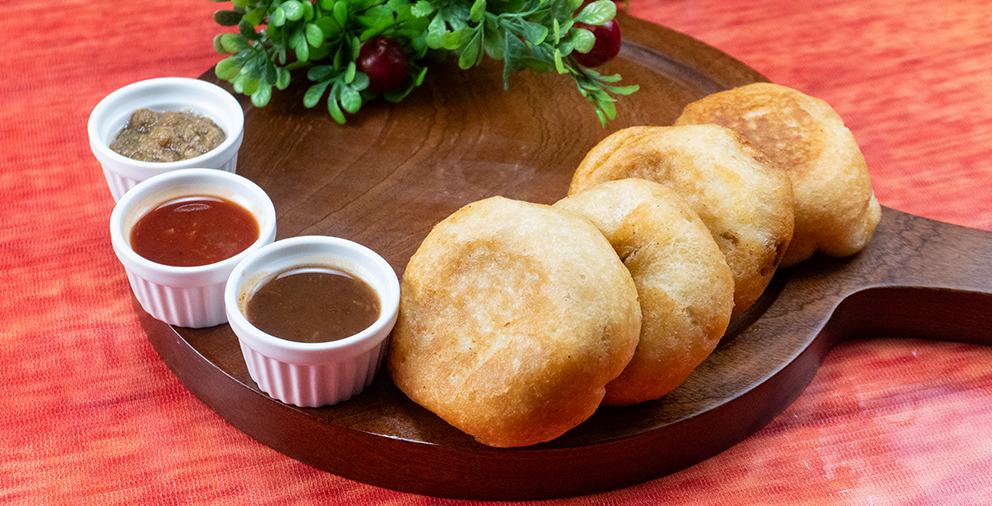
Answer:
[555,179,734,405]
[389,196,641,448]
[675,82,881,267]
[570,124,794,316]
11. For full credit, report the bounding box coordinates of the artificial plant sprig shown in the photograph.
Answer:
[210,0,638,125]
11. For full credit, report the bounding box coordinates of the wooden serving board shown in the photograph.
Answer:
[138,13,992,500]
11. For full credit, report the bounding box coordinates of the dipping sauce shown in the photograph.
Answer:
[245,266,381,343]
[130,195,259,267]
[109,108,226,162]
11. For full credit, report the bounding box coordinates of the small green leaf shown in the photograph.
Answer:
[340,87,362,114]
[482,25,503,59]
[231,0,250,6]
[328,95,346,124]
[574,0,616,25]
[608,84,640,95]
[425,14,445,49]
[305,23,324,47]
[457,31,482,69]
[212,34,226,53]
[270,6,286,26]
[441,30,463,51]
[599,97,616,120]
[469,0,486,23]
[344,61,356,84]
[214,10,243,26]
[413,66,428,86]
[351,36,362,60]
[264,59,278,84]
[243,7,267,27]
[238,19,258,40]
[595,108,607,126]
[570,28,595,53]
[501,31,536,67]
[251,83,273,107]
[521,21,548,45]
[458,46,478,69]
[282,0,304,21]
[411,0,434,18]
[333,1,348,28]
[276,67,292,90]
[351,72,369,91]
[240,53,260,76]
[215,57,243,79]
[219,33,249,52]
[290,28,309,61]
[308,65,333,81]
[231,73,246,93]
[240,75,260,95]
[304,81,331,108]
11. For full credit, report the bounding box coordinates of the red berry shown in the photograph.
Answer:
[572,19,622,68]
[357,37,410,93]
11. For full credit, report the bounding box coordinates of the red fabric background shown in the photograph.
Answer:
[3,0,991,504]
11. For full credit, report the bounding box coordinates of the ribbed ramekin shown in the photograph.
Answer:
[110,168,276,328]
[89,77,245,201]
[225,236,400,407]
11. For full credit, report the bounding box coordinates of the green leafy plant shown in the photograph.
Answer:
[210,0,638,125]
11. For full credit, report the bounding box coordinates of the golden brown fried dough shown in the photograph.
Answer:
[389,196,641,448]
[675,82,881,267]
[555,179,734,405]
[570,124,794,316]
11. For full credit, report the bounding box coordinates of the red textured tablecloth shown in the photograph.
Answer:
[3,0,991,504]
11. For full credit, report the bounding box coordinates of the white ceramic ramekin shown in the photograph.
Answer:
[89,77,245,201]
[110,168,276,328]
[225,236,400,408]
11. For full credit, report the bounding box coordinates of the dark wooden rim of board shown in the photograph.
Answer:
[136,12,992,501]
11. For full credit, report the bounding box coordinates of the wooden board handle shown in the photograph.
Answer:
[819,208,992,347]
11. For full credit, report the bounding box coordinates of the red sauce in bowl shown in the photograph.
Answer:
[130,195,259,267]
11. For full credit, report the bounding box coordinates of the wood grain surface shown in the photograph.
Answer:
[134,13,992,501]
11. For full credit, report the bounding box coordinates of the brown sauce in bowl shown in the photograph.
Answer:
[110,108,226,162]
[130,195,259,267]
[245,266,381,343]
